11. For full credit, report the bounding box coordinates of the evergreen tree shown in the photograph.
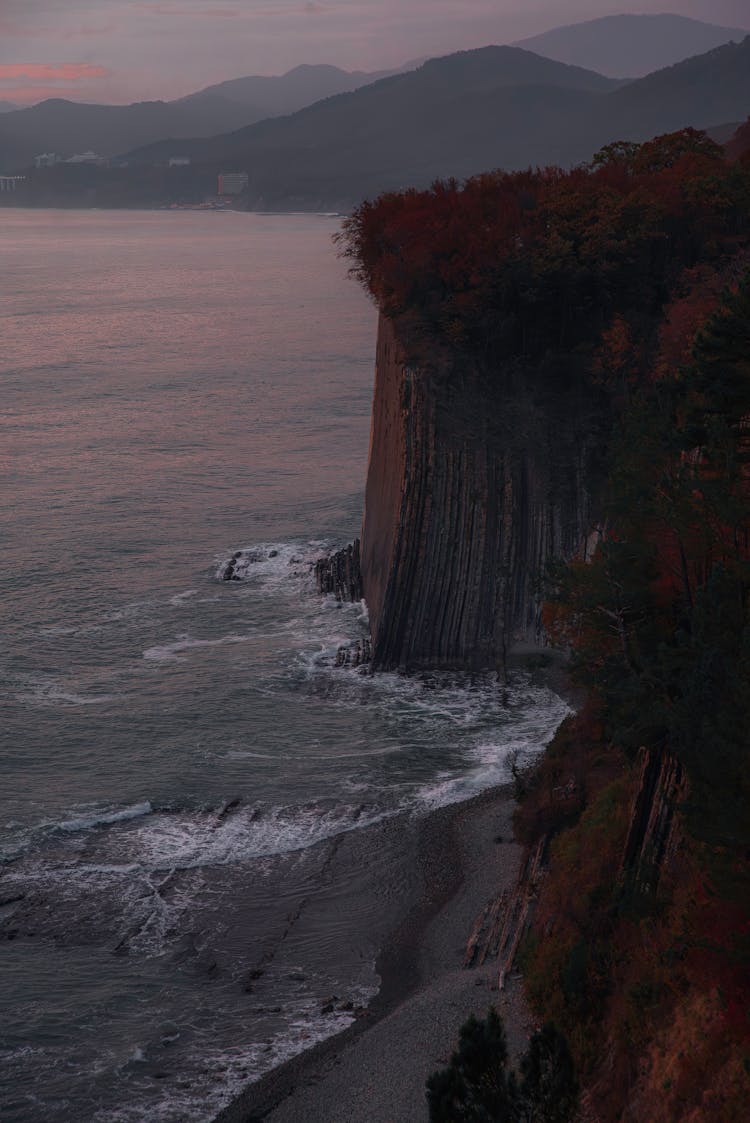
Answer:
[517,1024,579,1123]
[427,1011,578,1122]
[426,1008,517,1122]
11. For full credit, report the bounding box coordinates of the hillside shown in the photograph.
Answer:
[604,35,750,136]
[177,62,401,119]
[121,39,750,211]
[0,63,402,174]
[118,47,621,207]
[341,126,750,1120]
[11,37,750,211]
[515,12,749,77]
[0,97,251,173]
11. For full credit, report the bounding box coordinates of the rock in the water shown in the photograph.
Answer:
[314,540,363,601]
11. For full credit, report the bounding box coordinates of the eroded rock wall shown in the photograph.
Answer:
[360,315,599,671]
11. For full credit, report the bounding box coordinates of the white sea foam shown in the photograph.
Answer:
[91,987,375,1123]
[127,801,388,871]
[215,540,327,591]
[16,676,119,707]
[414,688,571,810]
[166,589,199,606]
[10,797,388,878]
[58,802,153,833]
[143,633,253,662]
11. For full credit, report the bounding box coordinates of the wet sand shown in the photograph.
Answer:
[214,783,532,1123]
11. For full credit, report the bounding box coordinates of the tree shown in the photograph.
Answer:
[426,1007,517,1122]
[426,1010,578,1123]
[517,1024,579,1123]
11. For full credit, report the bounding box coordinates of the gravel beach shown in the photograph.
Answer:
[214,784,532,1123]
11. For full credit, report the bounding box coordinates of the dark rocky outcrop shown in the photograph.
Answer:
[358,315,600,674]
[334,638,371,669]
[620,746,686,897]
[314,540,363,601]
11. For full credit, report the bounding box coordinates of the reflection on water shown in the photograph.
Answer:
[0,210,566,1122]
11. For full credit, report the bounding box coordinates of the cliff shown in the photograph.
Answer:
[330,130,750,1120]
[359,315,598,672]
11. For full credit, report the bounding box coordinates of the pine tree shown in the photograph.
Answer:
[426,1007,517,1122]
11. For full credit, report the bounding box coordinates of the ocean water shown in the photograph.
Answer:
[0,209,568,1122]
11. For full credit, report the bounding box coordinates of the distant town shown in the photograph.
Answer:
[0,156,249,208]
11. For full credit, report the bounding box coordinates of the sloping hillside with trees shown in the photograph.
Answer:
[342,127,750,1119]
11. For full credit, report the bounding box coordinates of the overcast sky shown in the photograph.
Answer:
[2,1,749,105]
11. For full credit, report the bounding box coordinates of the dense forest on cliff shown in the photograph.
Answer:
[344,127,750,1119]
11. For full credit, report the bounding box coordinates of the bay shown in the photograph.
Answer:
[0,209,567,1122]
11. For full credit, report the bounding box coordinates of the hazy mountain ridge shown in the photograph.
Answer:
[124,47,621,167]
[115,38,750,210]
[0,63,405,173]
[177,62,402,117]
[604,35,750,131]
[4,12,750,179]
[515,12,750,77]
[7,36,750,209]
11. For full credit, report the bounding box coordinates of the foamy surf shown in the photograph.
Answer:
[5,534,572,1123]
[58,801,153,832]
[214,541,326,588]
[89,984,375,1123]
[143,633,255,662]
[14,673,120,707]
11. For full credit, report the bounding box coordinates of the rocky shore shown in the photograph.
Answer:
[213,783,533,1123]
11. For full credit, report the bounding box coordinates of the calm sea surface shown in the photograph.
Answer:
[0,209,567,1121]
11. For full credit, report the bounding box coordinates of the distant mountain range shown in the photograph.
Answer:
[515,13,749,77]
[177,61,407,119]
[5,21,750,211]
[0,63,408,174]
[3,12,750,177]
[125,47,621,173]
[112,37,750,211]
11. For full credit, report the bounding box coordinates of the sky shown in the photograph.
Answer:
[2,1,750,106]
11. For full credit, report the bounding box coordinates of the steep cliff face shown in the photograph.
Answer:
[360,315,599,672]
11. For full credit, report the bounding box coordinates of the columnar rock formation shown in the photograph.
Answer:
[621,747,686,896]
[358,315,599,673]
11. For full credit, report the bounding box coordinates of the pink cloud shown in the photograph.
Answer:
[0,63,108,80]
[0,84,97,102]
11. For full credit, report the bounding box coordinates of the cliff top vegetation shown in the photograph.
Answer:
[340,125,750,374]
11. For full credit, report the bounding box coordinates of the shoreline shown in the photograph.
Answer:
[213,780,533,1122]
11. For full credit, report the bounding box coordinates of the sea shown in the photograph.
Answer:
[0,209,568,1122]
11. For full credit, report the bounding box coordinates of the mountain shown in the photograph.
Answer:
[602,36,750,136]
[0,63,406,174]
[124,46,619,173]
[114,39,750,211]
[0,101,17,113]
[514,13,749,78]
[177,62,402,118]
[0,97,250,173]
